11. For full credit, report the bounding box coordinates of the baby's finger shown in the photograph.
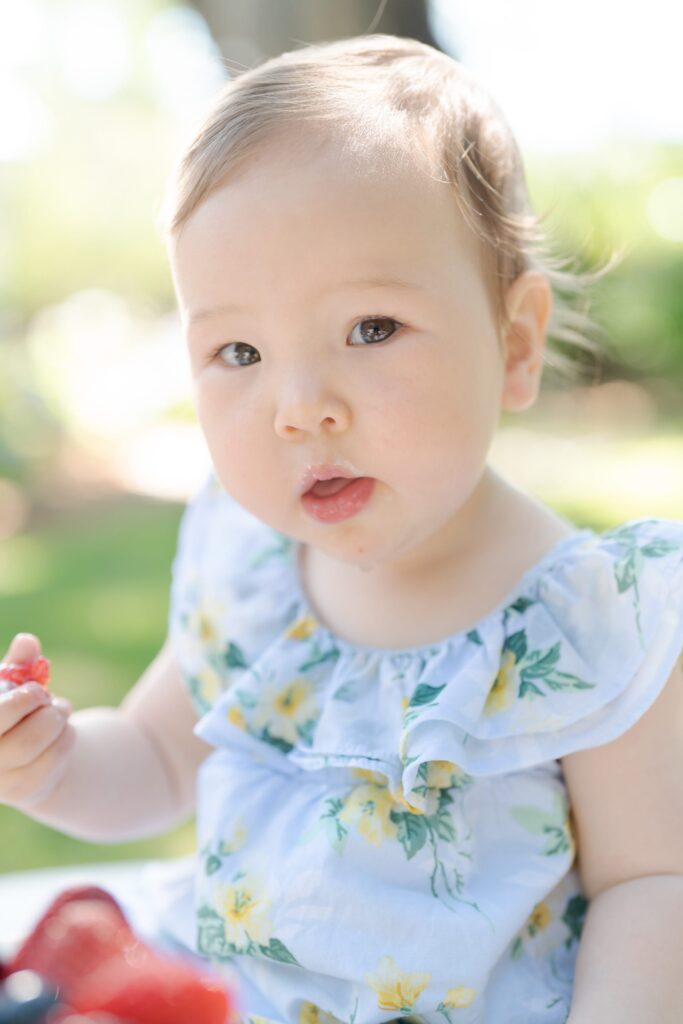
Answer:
[0,699,72,772]
[1,722,76,808]
[2,633,42,664]
[0,684,53,735]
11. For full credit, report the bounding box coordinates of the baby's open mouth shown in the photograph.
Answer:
[306,477,356,497]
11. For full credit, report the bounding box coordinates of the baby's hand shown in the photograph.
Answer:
[0,633,75,808]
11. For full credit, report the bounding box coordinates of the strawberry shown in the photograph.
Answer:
[72,952,234,1024]
[6,886,235,1024]
[8,886,135,993]
[0,657,51,688]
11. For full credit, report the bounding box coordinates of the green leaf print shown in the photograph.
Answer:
[604,523,681,649]
[521,642,560,678]
[504,629,527,663]
[543,671,596,692]
[391,809,429,859]
[516,639,596,700]
[640,539,680,557]
[614,547,644,594]
[261,726,294,754]
[296,717,315,747]
[518,678,544,699]
[466,629,483,645]
[187,675,211,715]
[510,794,572,856]
[224,641,249,670]
[510,806,551,833]
[299,647,341,673]
[321,798,349,851]
[236,687,258,709]
[259,937,300,966]
[205,854,222,875]
[197,906,235,960]
[408,683,447,708]
[430,808,457,843]
[333,677,367,702]
[562,893,589,947]
[508,596,537,616]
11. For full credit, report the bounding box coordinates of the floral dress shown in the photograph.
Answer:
[166,473,683,1024]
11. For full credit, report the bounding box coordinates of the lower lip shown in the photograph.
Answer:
[301,477,376,523]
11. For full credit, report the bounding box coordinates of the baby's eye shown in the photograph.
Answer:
[348,317,401,346]
[213,342,260,367]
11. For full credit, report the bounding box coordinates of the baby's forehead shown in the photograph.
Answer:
[185,135,475,264]
[172,134,495,324]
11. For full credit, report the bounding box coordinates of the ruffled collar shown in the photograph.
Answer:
[193,504,682,812]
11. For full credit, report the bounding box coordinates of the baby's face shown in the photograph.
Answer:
[170,138,513,575]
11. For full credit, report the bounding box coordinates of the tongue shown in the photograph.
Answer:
[309,477,354,497]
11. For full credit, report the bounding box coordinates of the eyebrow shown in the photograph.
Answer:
[187,277,427,325]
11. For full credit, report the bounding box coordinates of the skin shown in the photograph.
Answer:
[169,136,554,609]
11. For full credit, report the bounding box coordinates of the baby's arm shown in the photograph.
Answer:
[563,652,683,1023]
[1,634,211,843]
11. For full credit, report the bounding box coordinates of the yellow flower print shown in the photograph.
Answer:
[401,695,410,715]
[483,649,517,715]
[442,986,477,1009]
[251,678,318,746]
[528,900,552,933]
[389,780,425,816]
[227,704,247,730]
[188,597,225,650]
[214,873,273,947]
[298,1002,344,1024]
[285,614,318,641]
[424,761,465,790]
[339,781,398,845]
[351,767,387,785]
[365,954,431,1011]
[197,664,224,707]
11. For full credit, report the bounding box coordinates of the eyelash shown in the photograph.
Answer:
[207,316,405,368]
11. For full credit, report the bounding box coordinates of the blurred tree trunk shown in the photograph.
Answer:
[186,0,443,68]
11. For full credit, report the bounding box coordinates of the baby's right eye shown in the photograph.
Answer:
[212,342,260,367]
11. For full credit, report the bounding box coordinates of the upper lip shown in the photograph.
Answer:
[299,462,364,496]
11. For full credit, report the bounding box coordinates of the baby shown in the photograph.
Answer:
[2,34,682,1024]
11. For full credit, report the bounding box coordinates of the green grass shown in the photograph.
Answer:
[0,495,196,872]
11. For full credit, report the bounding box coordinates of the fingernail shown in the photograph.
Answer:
[52,697,72,714]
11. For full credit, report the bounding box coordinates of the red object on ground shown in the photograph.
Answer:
[0,657,51,687]
[5,885,236,1024]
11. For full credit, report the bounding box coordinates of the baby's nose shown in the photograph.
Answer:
[273,389,351,438]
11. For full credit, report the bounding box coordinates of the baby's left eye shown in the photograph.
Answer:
[348,317,401,346]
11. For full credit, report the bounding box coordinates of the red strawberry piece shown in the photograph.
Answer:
[72,952,234,1024]
[7,886,136,995]
[0,657,51,688]
[7,886,235,1024]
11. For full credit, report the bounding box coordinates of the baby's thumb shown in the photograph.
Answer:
[3,633,42,664]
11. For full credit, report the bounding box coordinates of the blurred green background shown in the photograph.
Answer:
[0,0,681,873]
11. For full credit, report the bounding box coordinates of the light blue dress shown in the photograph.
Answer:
[165,472,683,1024]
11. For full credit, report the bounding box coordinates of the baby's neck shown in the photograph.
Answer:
[297,470,575,651]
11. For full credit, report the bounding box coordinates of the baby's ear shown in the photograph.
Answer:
[499,271,552,412]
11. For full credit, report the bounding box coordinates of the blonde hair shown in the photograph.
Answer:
[162,34,614,385]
